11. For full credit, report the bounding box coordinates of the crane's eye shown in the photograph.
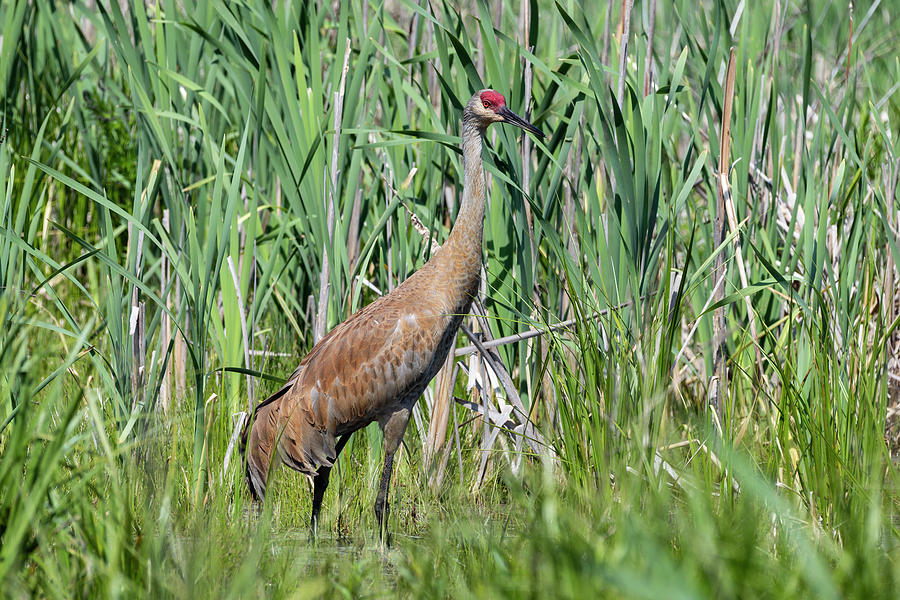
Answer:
[482,100,491,108]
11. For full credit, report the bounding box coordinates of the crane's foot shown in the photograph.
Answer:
[374,408,408,546]
[308,518,319,544]
[375,501,392,546]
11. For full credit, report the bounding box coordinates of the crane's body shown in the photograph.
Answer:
[241,89,543,535]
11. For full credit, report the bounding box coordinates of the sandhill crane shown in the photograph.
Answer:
[240,89,544,536]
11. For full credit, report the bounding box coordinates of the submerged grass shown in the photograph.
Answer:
[2,0,900,597]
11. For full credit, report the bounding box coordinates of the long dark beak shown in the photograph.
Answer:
[498,106,545,138]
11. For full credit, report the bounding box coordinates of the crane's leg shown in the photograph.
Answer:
[310,433,350,536]
[375,408,411,539]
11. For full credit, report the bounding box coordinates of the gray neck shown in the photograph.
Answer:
[446,118,486,250]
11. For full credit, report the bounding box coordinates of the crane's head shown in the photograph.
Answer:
[465,89,545,137]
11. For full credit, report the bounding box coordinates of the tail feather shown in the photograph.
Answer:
[241,397,281,501]
[300,425,338,469]
[276,420,337,476]
[241,377,297,501]
[240,368,339,501]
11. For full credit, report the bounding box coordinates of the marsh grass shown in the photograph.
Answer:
[2,0,900,597]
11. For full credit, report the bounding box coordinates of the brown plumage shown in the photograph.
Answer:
[240,89,544,535]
